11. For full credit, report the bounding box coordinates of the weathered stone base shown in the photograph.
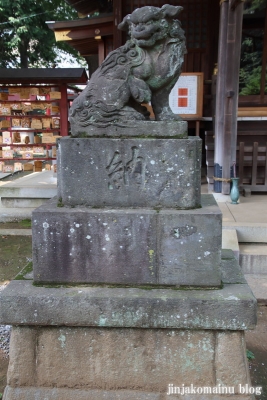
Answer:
[3,327,254,400]
[32,194,222,286]
[0,251,257,400]
[0,282,256,330]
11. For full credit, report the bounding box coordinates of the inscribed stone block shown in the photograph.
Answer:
[57,137,201,209]
[32,195,221,286]
[32,201,157,284]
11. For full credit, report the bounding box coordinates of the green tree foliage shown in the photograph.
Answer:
[239,0,267,95]
[239,33,266,95]
[244,0,267,12]
[0,0,84,68]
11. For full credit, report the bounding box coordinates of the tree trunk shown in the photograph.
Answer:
[19,38,29,68]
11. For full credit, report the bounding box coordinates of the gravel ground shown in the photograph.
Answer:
[0,284,11,358]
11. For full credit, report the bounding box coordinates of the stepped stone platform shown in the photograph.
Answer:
[0,250,257,399]
[1,118,261,399]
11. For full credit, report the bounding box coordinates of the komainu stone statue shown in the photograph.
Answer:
[70,4,186,135]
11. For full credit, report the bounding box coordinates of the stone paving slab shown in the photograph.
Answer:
[217,203,235,222]
[226,195,267,223]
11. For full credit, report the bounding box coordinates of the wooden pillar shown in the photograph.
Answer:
[60,84,68,136]
[214,0,229,193]
[98,39,105,65]
[113,0,122,49]
[227,0,244,192]
[214,0,244,194]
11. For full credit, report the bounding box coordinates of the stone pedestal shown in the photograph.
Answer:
[0,252,257,399]
[32,194,221,286]
[0,120,257,399]
[2,329,253,400]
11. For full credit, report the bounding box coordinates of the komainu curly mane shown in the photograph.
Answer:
[70,4,186,135]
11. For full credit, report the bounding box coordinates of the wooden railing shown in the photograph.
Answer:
[205,132,267,194]
[238,142,267,194]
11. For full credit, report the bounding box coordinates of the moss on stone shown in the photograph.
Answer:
[57,197,64,208]
[31,280,223,290]
[14,262,33,280]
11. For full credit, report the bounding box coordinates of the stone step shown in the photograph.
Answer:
[0,171,57,208]
[1,197,52,208]
[244,274,267,305]
[239,243,267,274]
[0,229,32,236]
[0,207,34,222]
[222,229,239,259]
[224,222,267,243]
[0,172,13,180]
